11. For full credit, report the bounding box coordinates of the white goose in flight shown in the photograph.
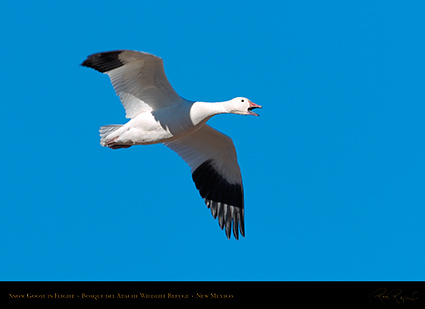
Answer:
[81,50,262,239]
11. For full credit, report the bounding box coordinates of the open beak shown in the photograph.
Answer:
[247,100,262,116]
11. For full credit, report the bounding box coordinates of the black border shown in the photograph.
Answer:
[2,281,425,306]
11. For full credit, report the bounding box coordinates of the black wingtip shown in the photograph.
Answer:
[81,50,125,73]
[192,160,245,240]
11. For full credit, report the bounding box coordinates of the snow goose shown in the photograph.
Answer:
[81,50,262,239]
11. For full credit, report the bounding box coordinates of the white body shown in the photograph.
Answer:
[103,99,232,146]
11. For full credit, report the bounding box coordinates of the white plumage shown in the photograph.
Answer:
[81,50,262,239]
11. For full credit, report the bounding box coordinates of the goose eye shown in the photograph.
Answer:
[241,99,244,102]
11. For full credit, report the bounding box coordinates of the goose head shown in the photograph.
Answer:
[227,97,262,116]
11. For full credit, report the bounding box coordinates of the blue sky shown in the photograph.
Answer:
[1,0,424,280]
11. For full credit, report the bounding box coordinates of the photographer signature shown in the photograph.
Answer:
[369,288,419,304]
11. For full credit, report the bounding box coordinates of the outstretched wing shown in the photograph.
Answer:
[81,50,182,118]
[165,125,244,239]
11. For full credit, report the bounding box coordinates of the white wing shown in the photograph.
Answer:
[82,50,182,118]
[165,125,244,239]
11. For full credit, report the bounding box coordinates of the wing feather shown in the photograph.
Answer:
[82,50,182,118]
[165,125,245,239]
